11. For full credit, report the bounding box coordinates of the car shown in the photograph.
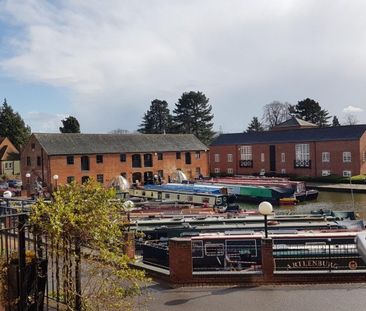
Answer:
[7,179,22,188]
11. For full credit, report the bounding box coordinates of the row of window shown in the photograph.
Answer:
[66,174,104,184]
[27,151,202,169]
[213,167,353,178]
[214,147,353,164]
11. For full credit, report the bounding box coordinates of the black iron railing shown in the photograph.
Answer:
[294,159,311,168]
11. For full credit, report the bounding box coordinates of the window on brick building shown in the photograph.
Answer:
[214,154,220,162]
[97,174,104,183]
[227,154,233,162]
[67,176,75,183]
[176,152,181,159]
[227,168,233,174]
[26,157,31,166]
[343,152,351,163]
[214,168,220,173]
[157,153,163,160]
[281,153,285,163]
[195,151,200,159]
[260,153,265,162]
[81,156,90,171]
[295,144,310,161]
[185,152,191,164]
[240,146,252,160]
[81,176,90,183]
[120,153,126,162]
[132,154,141,167]
[67,156,74,165]
[281,168,286,174]
[37,156,41,166]
[144,154,153,167]
[96,155,103,163]
[322,152,330,162]
[31,143,35,150]
[157,170,164,178]
[322,170,331,176]
[343,170,352,177]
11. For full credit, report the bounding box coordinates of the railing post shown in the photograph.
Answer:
[169,238,192,284]
[261,238,274,283]
[17,214,27,311]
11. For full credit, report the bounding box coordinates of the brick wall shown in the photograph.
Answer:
[21,135,209,188]
[209,139,363,177]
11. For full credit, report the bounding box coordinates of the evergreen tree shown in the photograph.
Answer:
[173,91,214,145]
[59,116,80,133]
[332,116,341,126]
[262,101,291,129]
[138,99,173,134]
[246,116,264,132]
[292,98,331,127]
[0,98,31,149]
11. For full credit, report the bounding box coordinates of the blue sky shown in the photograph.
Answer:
[1,0,366,133]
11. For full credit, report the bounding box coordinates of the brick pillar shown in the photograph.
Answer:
[123,232,135,259]
[169,238,192,284]
[261,238,274,282]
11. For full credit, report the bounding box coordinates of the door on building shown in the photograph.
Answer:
[144,171,153,184]
[132,172,142,185]
[269,145,276,172]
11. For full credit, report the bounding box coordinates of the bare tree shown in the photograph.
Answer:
[262,101,291,129]
[344,114,358,125]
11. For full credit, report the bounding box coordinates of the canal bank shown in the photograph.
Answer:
[306,182,366,193]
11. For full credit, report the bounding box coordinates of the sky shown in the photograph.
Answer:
[0,0,366,133]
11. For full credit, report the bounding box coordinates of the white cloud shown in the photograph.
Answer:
[26,111,67,133]
[343,106,364,113]
[2,0,366,132]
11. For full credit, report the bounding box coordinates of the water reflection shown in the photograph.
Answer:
[239,191,366,219]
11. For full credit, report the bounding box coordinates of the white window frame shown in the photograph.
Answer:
[260,153,265,162]
[322,152,330,163]
[343,152,351,163]
[214,153,220,163]
[227,168,233,174]
[322,170,331,176]
[343,170,352,177]
[295,144,310,161]
[227,153,233,163]
[214,168,220,173]
[281,169,286,174]
[240,146,252,161]
[281,152,285,163]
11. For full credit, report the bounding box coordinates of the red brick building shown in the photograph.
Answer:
[21,133,209,190]
[209,118,366,177]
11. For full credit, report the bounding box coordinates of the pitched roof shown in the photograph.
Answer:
[211,124,366,146]
[274,116,317,128]
[33,133,208,155]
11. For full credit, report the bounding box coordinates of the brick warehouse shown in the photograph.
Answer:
[209,118,366,177]
[20,133,209,190]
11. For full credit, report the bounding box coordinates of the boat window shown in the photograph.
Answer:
[216,197,222,205]
[202,197,209,203]
[205,243,224,256]
[192,240,204,258]
[165,193,170,199]
[187,196,193,201]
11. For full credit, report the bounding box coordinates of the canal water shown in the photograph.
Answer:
[239,190,366,219]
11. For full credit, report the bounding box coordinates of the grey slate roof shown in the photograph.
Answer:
[275,116,317,128]
[211,124,366,146]
[33,133,208,155]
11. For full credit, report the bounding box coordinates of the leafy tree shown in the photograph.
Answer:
[344,114,358,125]
[173,91,214,145]
[31,180,147,310]
[138,99,173,134]
[291,98,331,127]
[262,101,291,129]
[246,116,264,132]
[332,116,341,127]
[0,98,31,149]
[59,116,80,133]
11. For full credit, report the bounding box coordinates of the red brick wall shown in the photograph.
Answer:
[209,139,363,177]
[360,132,366,175]
[21,135,209,188]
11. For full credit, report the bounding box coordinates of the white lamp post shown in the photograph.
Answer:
[53,174,59,191]
[25,173,31,197]
[258,201,273,238]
